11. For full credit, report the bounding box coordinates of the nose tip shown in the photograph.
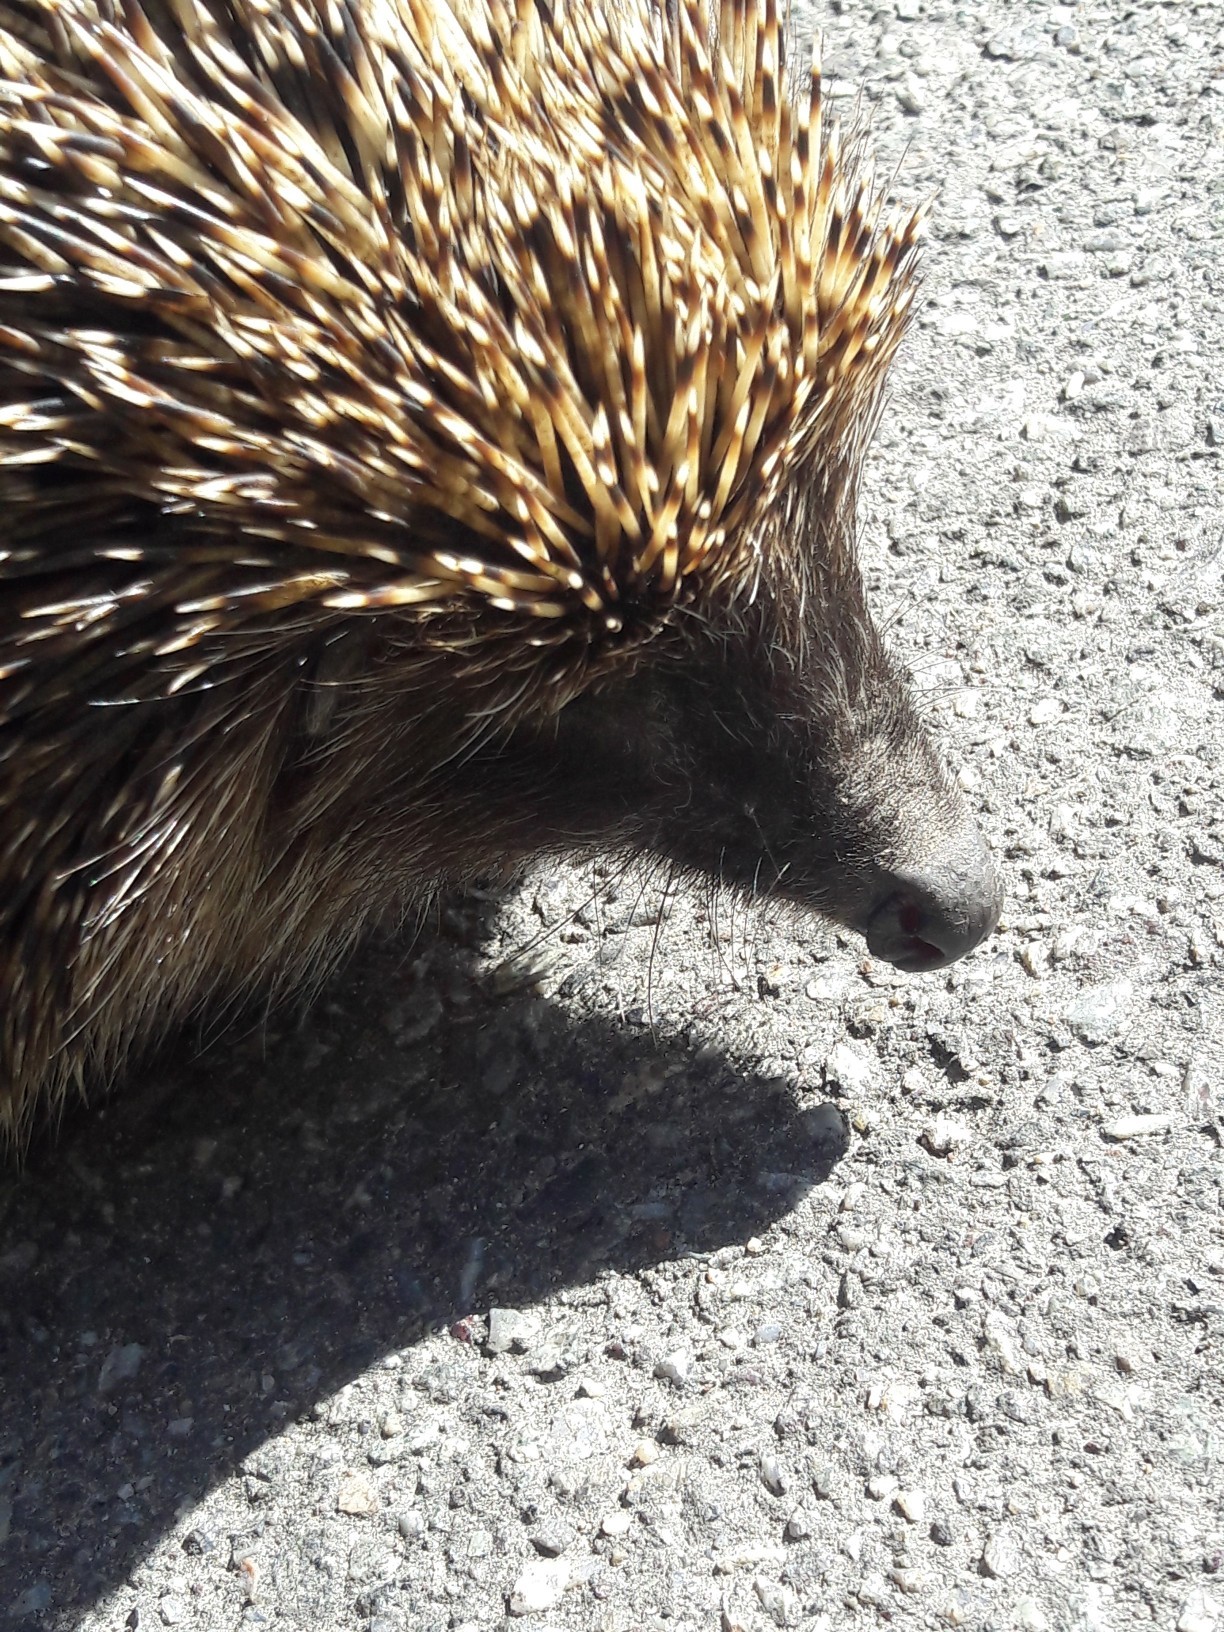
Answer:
[865,837,1003,972]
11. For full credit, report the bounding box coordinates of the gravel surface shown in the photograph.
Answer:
[2,1,1223,1629]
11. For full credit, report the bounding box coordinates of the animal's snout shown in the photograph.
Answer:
[865,828,1002,972]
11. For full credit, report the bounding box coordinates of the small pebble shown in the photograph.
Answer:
[714,1544,787,1574]
[1066,980,1133,1045]
[98,1343,145,1394]
[1102,1112,1174,1141]
[525,1341,565,1376]
[528,1524,573,1558]
[812,1465,837,1500]
[509,1558,570,1616]
[803,1101,850,1151]
[1020,944,1047,978]
[894,1489,926,1523]
[937,310,977,339]
[600,1511,632,1537]
[856,1572,890,1608]
[397,1510,426,1541]
[825,1040,875,1093]
[981,1531,1020,1578]
[631,1439,659,1467]
[335,1471,378,1516]
[896,80,924,115]
[922,1117,971,1156]
[233,1555,259,1603]
[487,1307,539,1355]
[753,1578,800,1626]
[1044,251,1089,280]
[654,1350,691,1385]
[983,1314,1025,1376]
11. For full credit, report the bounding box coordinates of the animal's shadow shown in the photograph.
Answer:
[0,903,849,1624]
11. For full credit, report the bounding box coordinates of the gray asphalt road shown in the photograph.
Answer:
[2,1,1222,1629]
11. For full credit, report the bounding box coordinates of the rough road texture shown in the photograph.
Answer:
[1,1,1221,1628]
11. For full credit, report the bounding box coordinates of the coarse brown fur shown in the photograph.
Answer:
[0,0,994,1152]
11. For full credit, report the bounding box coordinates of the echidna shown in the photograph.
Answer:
[0,0,1001,1150]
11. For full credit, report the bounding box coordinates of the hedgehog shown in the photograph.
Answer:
[0,0,1002,1151]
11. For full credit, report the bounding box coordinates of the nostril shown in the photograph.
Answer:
[864,845,1003,973]
[867,889,988,971]
[871,904,950,969]
[897,900,923,938]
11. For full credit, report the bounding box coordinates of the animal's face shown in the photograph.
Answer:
[451,556,1002,971]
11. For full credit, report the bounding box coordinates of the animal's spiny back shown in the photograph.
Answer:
[0,0,922,688]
